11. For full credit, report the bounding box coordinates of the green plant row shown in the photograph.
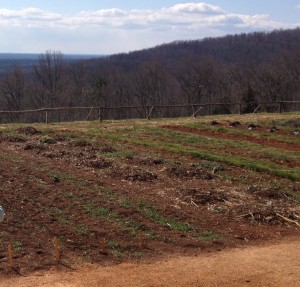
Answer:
[96,128,300,181]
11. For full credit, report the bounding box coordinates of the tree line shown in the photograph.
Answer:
[1,28,300,121]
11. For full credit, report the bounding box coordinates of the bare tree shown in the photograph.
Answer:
[0,66,25,111]
[177,56,218,106]
[67,60,89,106]
[33,51,65,108]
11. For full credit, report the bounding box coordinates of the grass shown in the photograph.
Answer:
[197,231,221,241]
[84,201,118,219]
[133,251,143,258]
[40,135,56,144]
[51,208,70,224]
[94,125,300,181]
[107,240,120,249]
[186,120,300,145]
[138,202,193,232]
[75,224,90,235]
[113,250,126,258]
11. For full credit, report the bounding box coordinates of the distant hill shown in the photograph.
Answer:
[2,28,300,73]
[105,28,300,69]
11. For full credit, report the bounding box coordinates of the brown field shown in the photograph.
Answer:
[0,113,300,285]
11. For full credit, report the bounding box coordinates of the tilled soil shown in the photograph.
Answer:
[0,122,299,277]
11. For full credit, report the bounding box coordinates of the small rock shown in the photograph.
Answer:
[264,216,273,222]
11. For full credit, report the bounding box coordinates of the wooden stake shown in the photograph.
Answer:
[99,238,106,254]
[8,242,14,269]
[53,237,60,264]
[139,232,145,249]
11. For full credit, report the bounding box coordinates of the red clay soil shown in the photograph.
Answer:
[162,125,300,151]
[0,125,299,280]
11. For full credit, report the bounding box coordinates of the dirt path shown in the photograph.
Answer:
[2,238,299,287]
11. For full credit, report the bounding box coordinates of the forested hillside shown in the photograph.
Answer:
[1,28,300,121]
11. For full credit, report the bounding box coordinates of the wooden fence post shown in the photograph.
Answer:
[98,107,103,122]
[279,102,282,114]
[147,106,155,120]
[45,111,48,124]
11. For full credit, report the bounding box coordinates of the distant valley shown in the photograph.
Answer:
[0,53,102,74]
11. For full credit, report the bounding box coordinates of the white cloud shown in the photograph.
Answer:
[0,7,61,23]
[0,4,282,29]
[169,3,223,14]
[0,3,294,54]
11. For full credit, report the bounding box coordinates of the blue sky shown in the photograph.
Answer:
[0,1,299,54]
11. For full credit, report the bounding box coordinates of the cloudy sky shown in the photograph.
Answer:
[0,0,299,54]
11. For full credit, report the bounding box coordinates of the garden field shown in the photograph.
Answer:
[0,113,300,280]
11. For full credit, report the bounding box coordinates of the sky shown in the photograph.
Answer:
[0,1,299,54]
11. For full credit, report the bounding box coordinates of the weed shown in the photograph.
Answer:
[82,251,91,261]
[40,135,56,144]
[53,208,65,216]
[145,231,157,240]
[113,250,125,258]
[213,207,223,213]
[65,192,74,199]
[138,202,193,232]
[107,240,120,249]
[288,191,300,202]
[58,217,70,224]
[198,231,221,241]
[51,208,69,224]
[84,201,118,219]
[119,200,132,208]
[198,161,226,172]
[133,251,143,258]
[216,127,227,133]
[13,241,23,251]
[53,175,60,182]
[75,224,90,235]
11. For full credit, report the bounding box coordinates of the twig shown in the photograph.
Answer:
[59,261,76,271]
[293,213,300,220]
[190,199,199,207]
[53,237,60,264]
[11,266,26,277]
[238,212,256,219]
[276,213,300,226]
